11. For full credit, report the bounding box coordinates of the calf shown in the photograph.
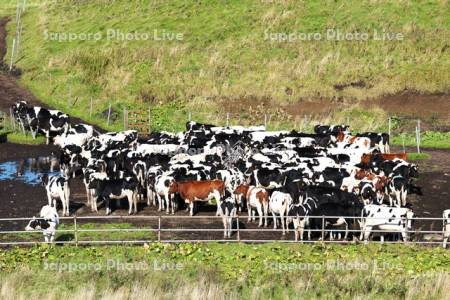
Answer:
[443,209,450,249]
[359,204,414,243]
[25,205,59,243]
[40,174,70,216]
[219,197,237,238]
[269,191,293,235]
[169,180,225,216]
[154,174,176,214]
[234,184,269,227]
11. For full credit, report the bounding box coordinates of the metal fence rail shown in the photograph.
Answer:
[0,215,448,247]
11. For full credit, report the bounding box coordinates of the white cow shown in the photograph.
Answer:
[25,205,59,243]
[269,191,293,235]
[154,174,175,214]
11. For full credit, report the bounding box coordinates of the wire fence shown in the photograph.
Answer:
[0,215,448,247]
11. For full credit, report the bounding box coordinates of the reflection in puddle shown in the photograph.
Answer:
[0,156,60,186]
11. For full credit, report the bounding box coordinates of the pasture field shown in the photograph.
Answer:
[0,243,449,299]
[0,0,449,133]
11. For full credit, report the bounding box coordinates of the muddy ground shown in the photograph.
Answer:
[0,142,449,242]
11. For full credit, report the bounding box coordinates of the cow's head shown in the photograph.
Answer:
[39,174,49,187]
[25,217,49,231]
[233,184,249,197]
[168,181,179,194]
[409,165,419,178]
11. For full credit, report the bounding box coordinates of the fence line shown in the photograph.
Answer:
[0,215,448,247]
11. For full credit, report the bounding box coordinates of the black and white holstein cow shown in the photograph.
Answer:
[219,197,237,238]
[359,204,415,244]
[25,205,59,243]
[13,101,70,144]
[88,173,139,215]
[443,209,450,249]
[40,174,71,216]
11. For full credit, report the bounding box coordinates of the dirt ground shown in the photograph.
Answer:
[0,142,449,242]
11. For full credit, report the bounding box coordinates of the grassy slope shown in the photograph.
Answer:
[1,0,449,132]
[0,243,449,299]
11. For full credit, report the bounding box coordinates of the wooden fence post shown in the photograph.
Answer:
[415,119,421,153]
[264,114,267,128]
[9,38,16,71]
[226,112,230,127]
[148,107,151,134]
[388,117,391,137]
[123,107,128,130]
[107,103,112,125]
[74,216,78,247]
[236,216,240,242]
[321,216,325,241]
[158,216,161,242]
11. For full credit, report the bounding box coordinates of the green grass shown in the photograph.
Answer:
[0,243,448,299]
[0,223,157,243]
[0,0,449,132]
[4,131,46,145]
[407,152,431,161]
[391,131,450,150]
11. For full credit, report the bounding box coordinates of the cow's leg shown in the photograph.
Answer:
[293,219,299,241]
[401,187,407,207]
[263,202,268,227]
[213,191,222,216]
[363,226,372,244]
[247,204,252,222]
[164,192,170,214]
[105,198,111,215]
[395,190,401,207]
[189,201,194,216]
[84,181,91,207]
[281,213,285,235]
[156,194,163,212]
[272,212,277,230]
[60,193,67,217]
[256,204,263,227]
[443,229,449,249]
[46,191,53,207]
[146,186,152,206]
[222,215,227,238]
[343,221,348,240]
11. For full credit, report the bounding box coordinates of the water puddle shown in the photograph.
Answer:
[0,156,60,186]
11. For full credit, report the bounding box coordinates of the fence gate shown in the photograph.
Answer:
[125,108,151,134]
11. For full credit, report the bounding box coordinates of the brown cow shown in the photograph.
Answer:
[360,153,407,165]
[169,180,225,216]
[234,184,269,227]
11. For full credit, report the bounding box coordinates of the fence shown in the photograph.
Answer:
[0,215,447,247]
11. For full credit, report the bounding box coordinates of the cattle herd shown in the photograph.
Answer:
[11,101,450,247]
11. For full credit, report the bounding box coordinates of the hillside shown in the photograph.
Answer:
[0,0,449,131]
